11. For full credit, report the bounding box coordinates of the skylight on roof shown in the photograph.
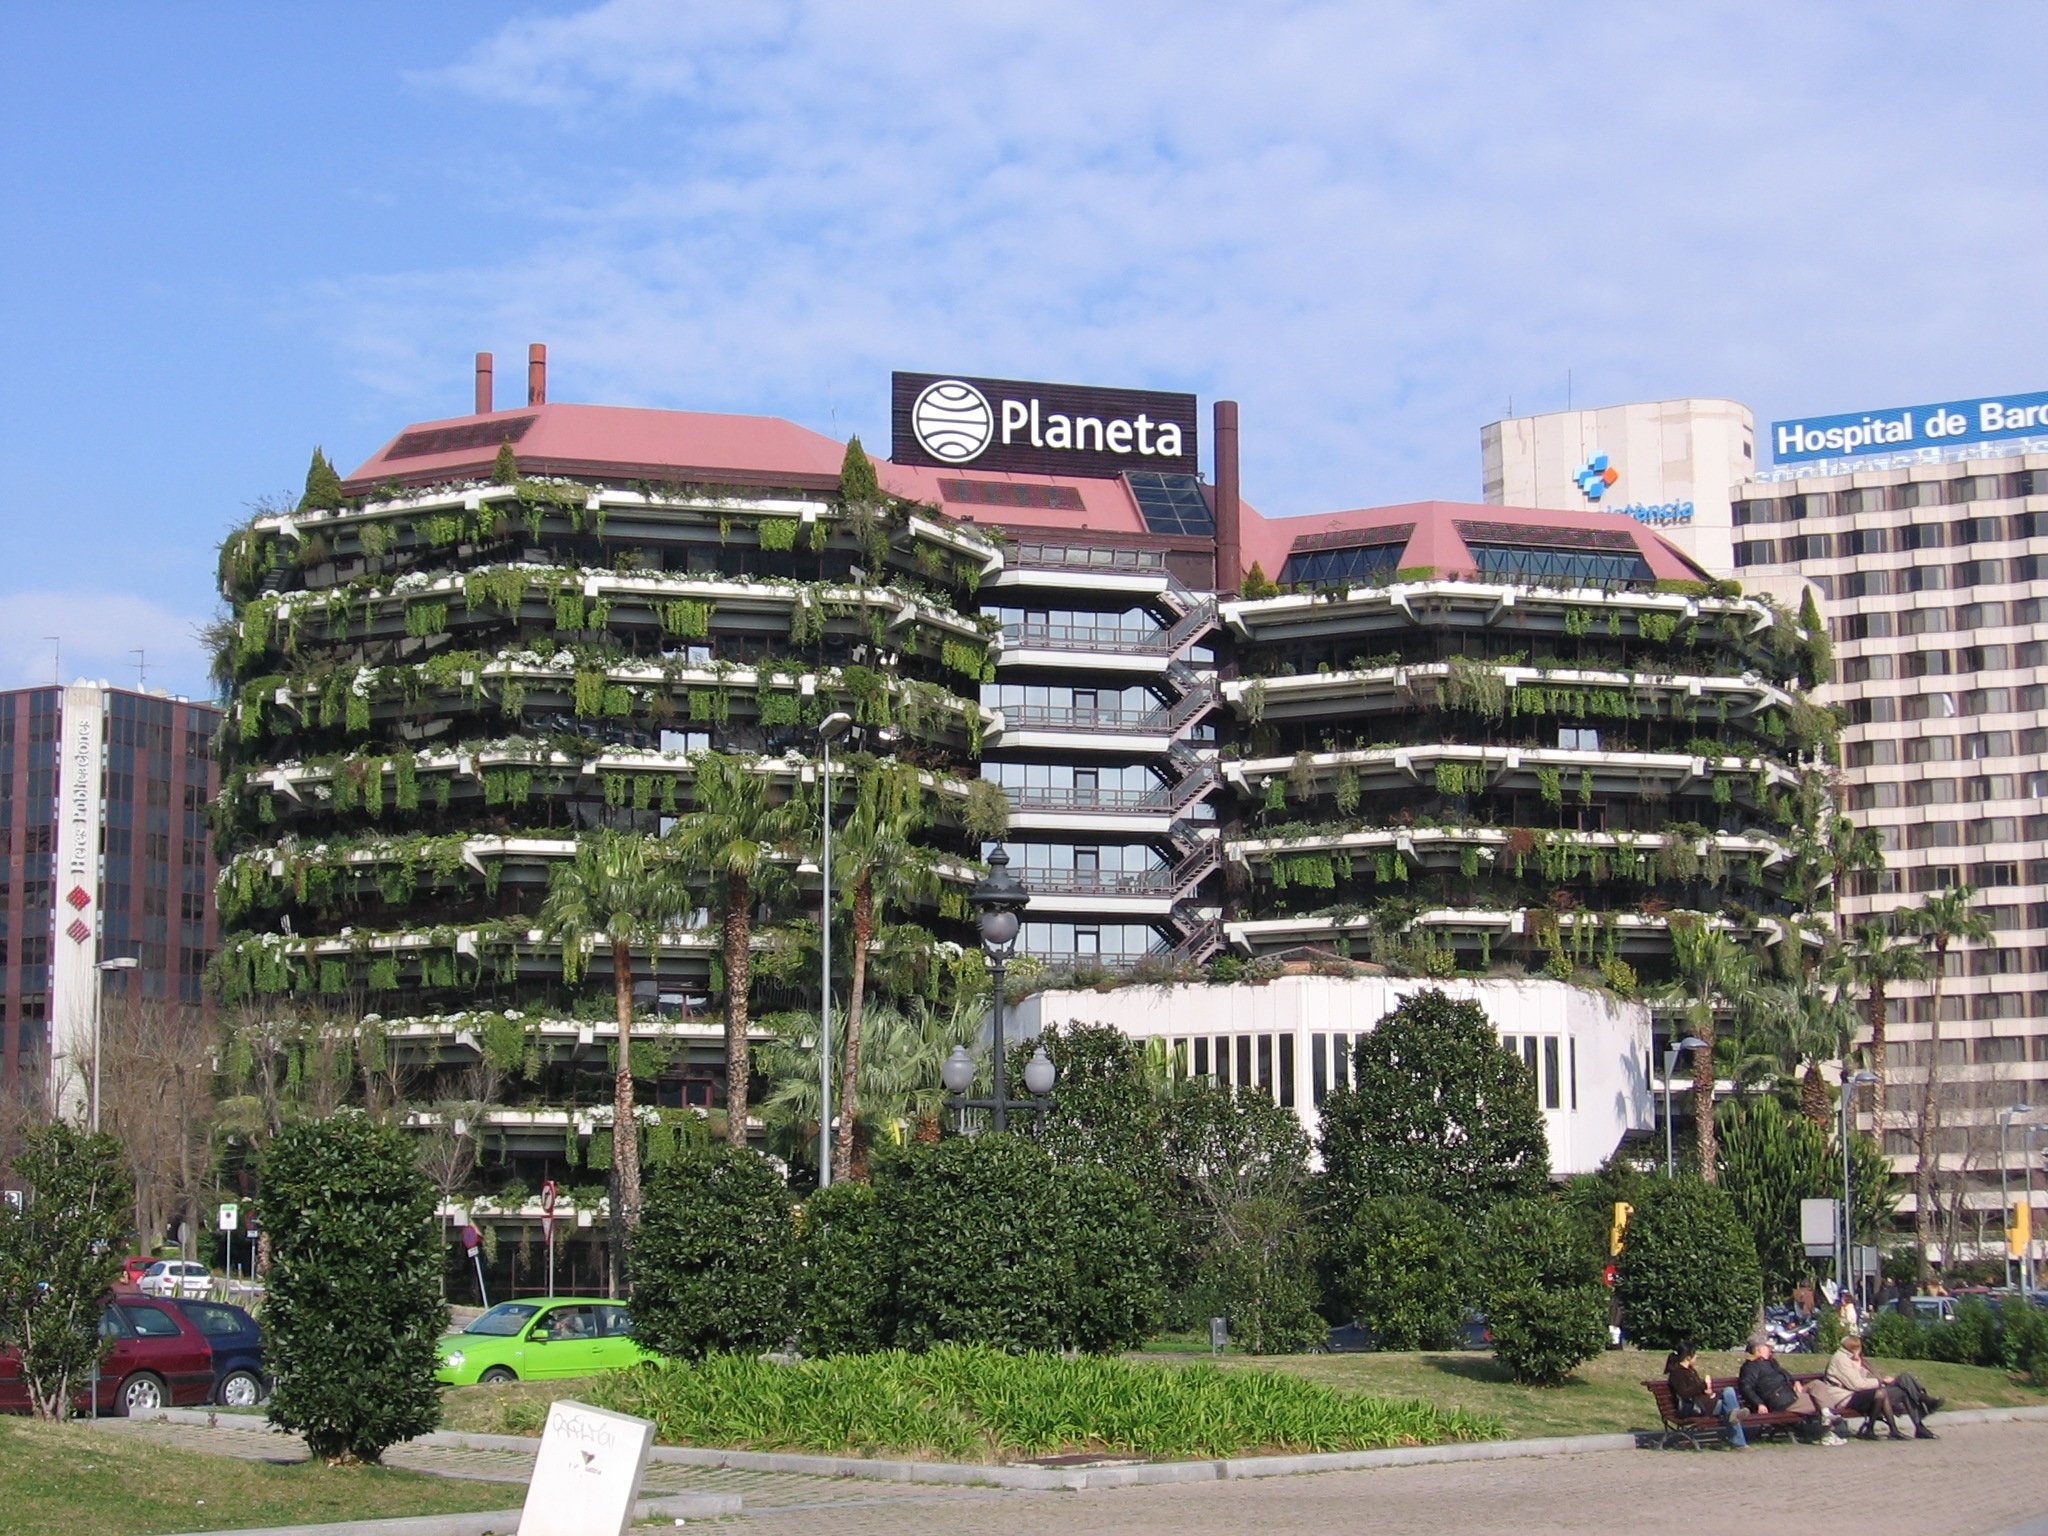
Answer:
[1125,471,1213,536]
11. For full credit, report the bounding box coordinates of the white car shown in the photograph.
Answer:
[137,1260,213,1298]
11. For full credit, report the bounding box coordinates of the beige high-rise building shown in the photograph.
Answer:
[1737,450,2048,1264]
[1481,398,1754,577]
[1486,390,2048,1269]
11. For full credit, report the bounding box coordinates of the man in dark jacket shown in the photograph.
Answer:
[1737,1340,1844,1445]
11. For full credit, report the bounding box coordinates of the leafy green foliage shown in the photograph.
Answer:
[794,1181,891,1358]
[1614,1177,1760,1351]
[1160,1077,1317,1348]
[1476,1199,1609,1384]
[1057,1162,1168,1354]
[533,1344,1502,1459]
[1021,1022,1168,1196]
[261,1113,446,1462]
[630,1145,797,1361]
[874,1134,1071,1353]
[1327,1196,1470,1350]
[1714,1096,1891,1295]
[299,448,345,512]
[1317,989,1551,1217]
[491,440,519,485]
[0,1125,131,1420]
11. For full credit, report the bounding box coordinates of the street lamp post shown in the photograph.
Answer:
[90,956,140,1135]
[2026,1123,2045,1296]
[944,846,1054,1131]
[815,711,852,1189]
[1663,1035,1709,1178]
[1998,1104,2034,1290]
[1841,1069,1880,1298]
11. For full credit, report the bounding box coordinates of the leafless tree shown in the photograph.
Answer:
[91,996,221,1257]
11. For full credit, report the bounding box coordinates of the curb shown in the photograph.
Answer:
[155,1492,739,1536]
[419,1426,1642,1491]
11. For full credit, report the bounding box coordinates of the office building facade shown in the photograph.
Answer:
[0,682,221,1112]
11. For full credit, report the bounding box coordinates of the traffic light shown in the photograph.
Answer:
[2009,1200,2032,1260]
[1610,1201,1633,1257]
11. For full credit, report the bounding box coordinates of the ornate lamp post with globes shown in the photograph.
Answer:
[942,846,1055,1131]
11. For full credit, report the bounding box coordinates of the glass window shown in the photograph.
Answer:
[1464,543,1652,586]
[119,1305,182,1338]
[1281,543,1407,588]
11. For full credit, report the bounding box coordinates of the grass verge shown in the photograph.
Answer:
[451,1343,1503,1461]
[1,1417,516,1536]
[1191,1347,2048,1440]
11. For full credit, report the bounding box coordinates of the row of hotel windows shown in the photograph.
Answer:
[1844,897,2048,932]
[1834,600,2048,641]
[1745,512,2048,552]
[1739,552,2048,592]
[1843,733,2047,767]
[1839,684,2048,719]
[1846,775,2047,810]
[1164,1030,1573,1113]
[1733,474,2044,524]
[1852,863,2048,896]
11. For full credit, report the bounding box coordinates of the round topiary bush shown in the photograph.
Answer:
[1327,1195,1471,1351]
[260,1112,447,1463]
[1476,1199,1609,1385]
[630,1144,797,1359]
[1614,1176,1760,1351]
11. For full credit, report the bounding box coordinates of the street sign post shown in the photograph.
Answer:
[219,1202,240,1280]
[540,1180,558,1298]
[462,1223,488,1308]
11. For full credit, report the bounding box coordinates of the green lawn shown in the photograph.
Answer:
[0,1417,518,1536]
[1190,1347,2048,1440]
[437,1345,2048,1453]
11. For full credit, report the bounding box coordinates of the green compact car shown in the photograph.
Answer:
[435,1298,654,1386]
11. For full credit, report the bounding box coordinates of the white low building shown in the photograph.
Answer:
[1009,975,1653,1176]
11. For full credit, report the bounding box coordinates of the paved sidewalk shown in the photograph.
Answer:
[94,1412,2048,1535]
[88,1416,1026,1520]
[690,1419,2048,1536]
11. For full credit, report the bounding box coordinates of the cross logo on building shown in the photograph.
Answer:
[66,918,92,945]
[67,885,92,910]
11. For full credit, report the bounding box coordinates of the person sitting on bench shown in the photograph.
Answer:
[1665,1340,1747,1449]
[1737,1339,1843,1444]
[1826,1336,1939,1440]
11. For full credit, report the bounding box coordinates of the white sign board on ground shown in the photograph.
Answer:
[519,1399,654,1536]
[217,1202,240,1232]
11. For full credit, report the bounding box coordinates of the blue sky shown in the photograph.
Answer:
[4,1,2044,700]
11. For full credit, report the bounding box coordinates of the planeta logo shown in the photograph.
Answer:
[1573,452,1618,502]
[910,379,996,464]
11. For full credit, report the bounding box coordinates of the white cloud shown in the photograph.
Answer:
[308,0,2048,515]
[0,592,217,702]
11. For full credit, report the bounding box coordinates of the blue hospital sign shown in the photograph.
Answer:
[1771,390,2048,464]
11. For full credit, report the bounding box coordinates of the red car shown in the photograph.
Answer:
[0,1296,215,1416]
[119,1256,156,1287]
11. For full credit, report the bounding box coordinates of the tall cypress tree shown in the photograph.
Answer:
[298,448,344,512]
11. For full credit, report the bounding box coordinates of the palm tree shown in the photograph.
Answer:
[828,765,943,1177]
[1845,919,1932,1119]
[1661,918,1758,1182]
[538,830,687,1296]
[758,995,982,1173]
[1899,885,1994,1280]
[670,754,807,1147]
[1769,980,1860,1126]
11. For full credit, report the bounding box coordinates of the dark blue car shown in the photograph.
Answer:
[169,1299,268,1408]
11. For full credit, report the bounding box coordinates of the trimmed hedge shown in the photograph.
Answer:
[630,1144,797,1360]
[261,1113,446,1463]
[1614,1177,1760,1351]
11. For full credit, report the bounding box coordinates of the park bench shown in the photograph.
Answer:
[1641,1371,1861,1450]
